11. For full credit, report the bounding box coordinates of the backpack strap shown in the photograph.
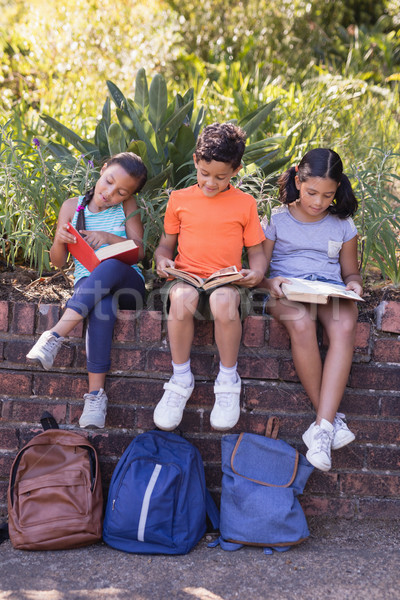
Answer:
[265,416,279,439]
[40,411,60,431]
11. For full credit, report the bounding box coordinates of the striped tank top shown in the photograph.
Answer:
[71,197,143,284]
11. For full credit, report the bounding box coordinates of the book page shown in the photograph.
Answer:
[96,239,137,260]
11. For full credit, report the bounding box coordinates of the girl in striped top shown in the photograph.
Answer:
[27,152,147,429]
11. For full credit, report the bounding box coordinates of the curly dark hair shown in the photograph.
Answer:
[194,122,246,170]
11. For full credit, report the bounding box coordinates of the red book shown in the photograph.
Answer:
[66,223,139,272]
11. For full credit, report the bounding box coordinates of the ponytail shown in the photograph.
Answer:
[330,173,358,218]
[75,188,94,234]
[278,166,299,204]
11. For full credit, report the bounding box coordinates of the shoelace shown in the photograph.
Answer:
[165,392,186,408]
[83,394,106,412]
[312,428,331,455]
[41,335,61,351]
[215,393,235,408]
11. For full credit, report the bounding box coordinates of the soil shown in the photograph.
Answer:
[1,263,399,321]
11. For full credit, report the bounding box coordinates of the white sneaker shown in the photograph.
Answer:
[153,377,194,431]
[332,412,355,450]
[26,330,64,370]
[302,419,334,471]
[210,376,241,431]
[79,389,108,429]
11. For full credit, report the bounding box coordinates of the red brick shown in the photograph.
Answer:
[110,347,146,371]
[1,399,67,424]
[204,464,223,489]
[0,372,32,395]
[0,301,9,332]
[190,436,222,463]
[238,355,279,379]
[244,382,309,413]
[354,322,371,352]
[332,444,365,470]
[381,395,400,418]
[0,481,9,506]
[37,304,61,333]
[0,342,3,361]
[136,407,157,430]
[307,471,339,495]
[105,378,164,406]
[0,427,19,451]
[269,318,291,349]
[358,498,400,519]
[367,447,400,470]
[350,364,400,390]
[139,310,162,342]
[279,358,299,382]
[113,310,137,341]
[3,340,32,363]
[340,472,400,497]
[302,495,356,519]
[147,349,172,373]
[89,430,132,457]
[190,352,216,377]
[340,391,380,416]
[193,320,214,346]
[0,453,14,477]
[33,373,87,399]
[10,302,35,334]
[106,404,137,429]
[379,300,400,334]
[242,316,266,348]
[350,419,400,445]
[373,338,400,363]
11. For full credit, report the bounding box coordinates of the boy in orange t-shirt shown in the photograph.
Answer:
[154,122,266,431]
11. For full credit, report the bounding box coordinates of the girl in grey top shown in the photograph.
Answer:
[262,148,363,472]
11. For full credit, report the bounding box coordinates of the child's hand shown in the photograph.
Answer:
[267,276,290,298]
[345,280,363,297]
[238,269,265,288]
[55,223,78,246]
[156,257,175,278]
[79,230,110,250]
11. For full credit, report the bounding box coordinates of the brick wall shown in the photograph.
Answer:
[1,298,399,519]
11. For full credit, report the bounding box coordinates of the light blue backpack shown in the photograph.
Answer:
[210,417,314,554]
[103,430,219,555]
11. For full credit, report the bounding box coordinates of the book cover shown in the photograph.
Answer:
[281,277,364,304]
[163,265,244,291]
[66,223,139,272]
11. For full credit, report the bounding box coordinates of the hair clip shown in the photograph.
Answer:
[76,205,85,212]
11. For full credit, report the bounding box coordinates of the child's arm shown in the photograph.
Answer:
[239,243,267,288]
[339,237,363,296]
[259,238,289,296]
[49,198,79,269]
[155,233,178,277]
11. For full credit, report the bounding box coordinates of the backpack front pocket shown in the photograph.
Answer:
[18,470,89,527]
[108,458,182,547]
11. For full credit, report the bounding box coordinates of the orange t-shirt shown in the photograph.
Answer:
[164,184,265,278]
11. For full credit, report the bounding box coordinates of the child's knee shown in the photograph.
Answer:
[169,284,199,319]
[209,287,240,321]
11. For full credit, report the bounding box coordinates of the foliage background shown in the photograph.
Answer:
[0,0,399,282]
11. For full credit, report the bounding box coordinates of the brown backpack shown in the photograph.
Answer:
[8,414,103,550]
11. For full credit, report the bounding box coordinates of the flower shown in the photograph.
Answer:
[33,138,40,148]
[88,159,94,168]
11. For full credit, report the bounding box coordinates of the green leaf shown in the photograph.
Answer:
[158,101,194,144]
[107,123,126,156]
[127,139,153,176]
[142,165,172,194]
[40,115,99,159]
[149,73,168,132]
[239,100,279,137]
[95,119,111,158]
[106,80,128,110]
[135,68,149,112]
[125,99,164,169]
[102,97,111,128]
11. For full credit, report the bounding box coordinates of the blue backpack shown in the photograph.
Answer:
[210,417,314,554]
[103,430,219,554]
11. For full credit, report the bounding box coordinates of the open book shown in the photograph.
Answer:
[66,223,139,272]
[163,265,244,291]
[281,277,364,304]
